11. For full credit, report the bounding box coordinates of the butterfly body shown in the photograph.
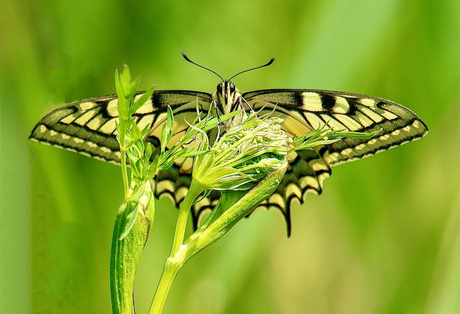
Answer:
[30,73,428,234]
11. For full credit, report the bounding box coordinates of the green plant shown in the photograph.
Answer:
[110,66,378,313]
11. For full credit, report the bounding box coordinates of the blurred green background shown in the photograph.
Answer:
[1,0,459,313]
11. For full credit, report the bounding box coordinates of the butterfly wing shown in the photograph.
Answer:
[243,89,428,163]
[241,89,428,233]
[29,90,213,163]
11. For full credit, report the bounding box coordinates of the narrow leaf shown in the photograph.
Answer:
[160,106,174,152]
[129,85,155,116]
[118,203,139,240]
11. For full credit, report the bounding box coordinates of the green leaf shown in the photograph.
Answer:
[141,124,151,138]
[115,70,129,121]
[148,156,159,179]
[160,158,175,170]
[129,85,155,116]
[130,122,143,142]
[202,110,240,131]
[145,142,153,158]
[118,202,140,241]
[160,106,174,152]
[329,129,381,139]
[177,149,209,159]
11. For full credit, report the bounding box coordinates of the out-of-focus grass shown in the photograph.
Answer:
[1,0,459,313]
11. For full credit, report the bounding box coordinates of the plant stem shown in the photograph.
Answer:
[184,160,287,254]
[120,146,129,199]
[149,161,287,313]
[149,180,204,313]
[169,180,204,255]
[110,183,154,313]
[149,256,183,314]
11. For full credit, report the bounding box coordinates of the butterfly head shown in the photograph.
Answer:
[182,52,275,115]
[214,81,241,115]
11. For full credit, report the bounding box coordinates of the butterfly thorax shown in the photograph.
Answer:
[212,81,243,130]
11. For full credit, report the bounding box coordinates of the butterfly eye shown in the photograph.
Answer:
[216,83,223,94]
[229,83,236,94]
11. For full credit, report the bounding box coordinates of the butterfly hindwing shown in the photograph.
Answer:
[248,147,331,235]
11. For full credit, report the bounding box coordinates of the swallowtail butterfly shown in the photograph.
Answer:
[29,54,428,234]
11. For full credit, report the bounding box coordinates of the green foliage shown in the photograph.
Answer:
[291,124,380,151]
[111,66,384,312]
[111,66,253,312]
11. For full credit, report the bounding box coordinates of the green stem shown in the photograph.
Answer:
[149,180,204,313]
[194,190,244,232]
[149,256,182,314]
[120,146,129,199]
[149,161,287,313]
[110,183,154,313]
[185,160,287,255]
[170,180,204,255]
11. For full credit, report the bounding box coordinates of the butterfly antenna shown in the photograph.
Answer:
[182,52,224,82]
[228,57,275,82]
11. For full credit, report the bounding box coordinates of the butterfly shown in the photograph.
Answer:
[29,53,428,235]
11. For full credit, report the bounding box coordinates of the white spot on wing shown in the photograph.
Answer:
[137,115,154,131]
[134,94,154,114]
[333,97,350,114]
[308,159,328,171]
[340,148,354,156]
[37,125,47,134]
[303,112,325,130]
[285,183,301,199]
[391,129,401,137]
[78,102,98,111]
[60,113,79,124]
[86,115,104,130]
[100,147,112,154]
[107,99,119,117]
[302,92,324,112]
[299,176,319,190]
[333,114,362,131]
[380,110,398,120]
[99,119,117,135]
[175,187,189,203]
[74,110,98,126]
[157,180,175,194]
[359,107,384,123]
[354,112,374,127]
[321,114,346,131]
[73,138,84,145]
[360,98,376,107]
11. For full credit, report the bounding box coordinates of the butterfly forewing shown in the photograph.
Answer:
[29,94,123,163]
[29,90,213,164]
[243,89,428,165]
